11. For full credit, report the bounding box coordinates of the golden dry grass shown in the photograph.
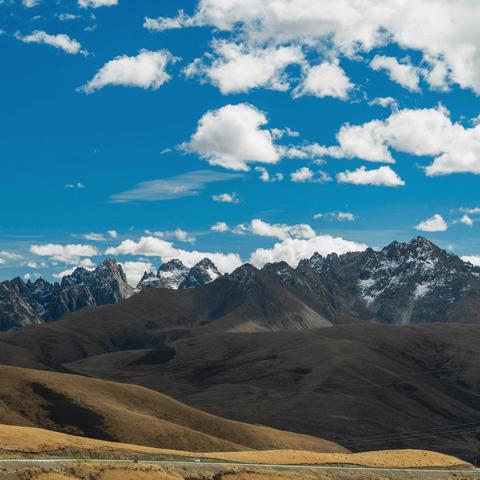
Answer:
[0,424,471,471]
[0,365,344,453]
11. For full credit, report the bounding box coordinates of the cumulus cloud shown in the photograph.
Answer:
[368,96,398,109]
[415,214,448,232]
[15,30,87,55]
[317,106,480,176]
[289,167,332,184]
[460,214,474,226]
[293,61,353,99]
[106,236,242,273]
[0,251,22,261]
[83,233,106,241]
[30,243,98,264]
[290,167,314,183]
[185,41,304,94]
[78,0,117,8]
[250,234,368,268]
[249,219,315,241]
[370,55,422,92]
[144,11,193,31]
[80,50,176,93]
[148,228,196,244]
[255,167,283,183]
[120,261,154,287]
[156,0,480,94]
[337,166,405,187]
[462,255,480,267]
[181,103,280,171]
[108,230,118,238]
[212,192,239,203]
[211,221,230,232]
[111,170,242,202]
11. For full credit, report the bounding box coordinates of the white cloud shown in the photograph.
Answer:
[83,232,106,241]
[368,96,398,109]
[65,182,85,189]
[30,243,98,264]
[57,13,78,21]
[211,221,230,232]
[23,0,40,7]
[460,207,480,214]
[0,259,5,265]
[337,166,405,187]
[318,106,480,176]
[249,219,315,241]
[24,261,48,269]
[120,261,154,287]
[290,167,332,183]
[255,166,283,182]
[185,41,304,94]
[314,212,356,222]
[212,192,239,203]
[108,230,118,238]
[271,127,300,140]
[159,0,480,94]
[370,55,422,92]
[80,50,176,93]
[144,11,193,31]
[78,0,117,8]
[170,228,196,244]
[250,234,368,268]
[182,103,280,171]
[144,228,196,243]
[415,214,448,232]
[0,251,22,261]
[111,170,242,202]
[460,214,474,226]
[462,255,480,267]
[15,30,86,55]
[290,167,313,183]
[106,236,242,273]
[293,61,353,99]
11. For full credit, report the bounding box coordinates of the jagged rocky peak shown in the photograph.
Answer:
[179,258,220,289]
[136,259,190,291]
[0,259,135,331]
[262,261,297,284]
[228,263,259,290]
[157,259,190,289]
[298,252,328,276]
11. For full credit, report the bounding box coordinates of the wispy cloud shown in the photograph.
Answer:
[110,170,243,202]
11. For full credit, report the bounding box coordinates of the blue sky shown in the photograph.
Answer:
[1,0,480,285]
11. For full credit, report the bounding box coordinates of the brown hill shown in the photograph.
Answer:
[0,365,345,454]
[67,323,480,462]
[0,424,469,468]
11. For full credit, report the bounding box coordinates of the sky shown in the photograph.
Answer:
[1,0,480,286]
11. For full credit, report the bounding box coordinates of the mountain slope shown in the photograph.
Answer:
[0,364,345,453]
[68,323,480,462]
[294,237,480,325]
[0,265,331,365]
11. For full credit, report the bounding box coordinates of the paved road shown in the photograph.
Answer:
[0,457,478,475]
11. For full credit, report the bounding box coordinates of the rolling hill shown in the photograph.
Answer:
[0,364,345,454]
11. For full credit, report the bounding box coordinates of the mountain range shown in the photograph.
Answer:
[0,237,480,461]
[2,236,480,332]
